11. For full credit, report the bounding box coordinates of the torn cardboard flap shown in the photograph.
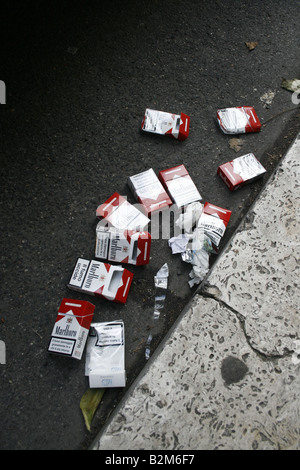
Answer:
[48,298,95,360]
[95,224,151,265]
[217,106,261,134]
[217,153,266,191]
[159,164,202,208]
[141,108,190,140]
[128,168,172,215]
[96,192,150,231]
[68,258,133,304]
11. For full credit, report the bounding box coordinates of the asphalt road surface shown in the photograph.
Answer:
[0,0,299,450]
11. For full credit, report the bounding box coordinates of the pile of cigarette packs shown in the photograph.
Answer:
[48,105,266,390]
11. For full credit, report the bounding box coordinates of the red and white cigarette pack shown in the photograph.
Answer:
[128,168,172,215]
[141,108,190,141]
[159,164,202,208]
[48,298,95,360]
[217,106,261,134]
[68,258,134,304]
[198,202,232,253]
[95,224,151,266]
[96,192,150,231]
[217,153,266,191]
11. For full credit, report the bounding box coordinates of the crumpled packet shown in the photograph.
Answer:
[181,229,211,287]
[168,233,191,254]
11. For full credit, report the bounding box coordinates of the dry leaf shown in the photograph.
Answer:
[80,388,105,432]
[229,138,244,152]
[260,90,276,108]
[281,78,300,93]
[245,41,258,51]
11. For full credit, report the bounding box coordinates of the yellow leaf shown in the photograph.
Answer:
[80,388,105,432]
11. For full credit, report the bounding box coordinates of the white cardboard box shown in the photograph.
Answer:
[85,320,126,388]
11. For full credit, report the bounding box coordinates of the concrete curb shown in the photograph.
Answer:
[90,133,300,450]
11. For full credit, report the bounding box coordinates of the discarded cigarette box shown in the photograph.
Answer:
[68,258,133,304]
[217,106,261,134]
[128,168,172,215]
[197,202,232,253]
[96,192,150,231]
[159,164,202,208]
[85,320,126,388]
[217,153,266,191]
[141,108,190,141]
[48,298,95,360]
[95,223,151,265]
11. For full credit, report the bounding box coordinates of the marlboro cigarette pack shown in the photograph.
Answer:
[96,192,150,231]
[128,168,172,215]
[217,106,261,134]
[197,202,232,253]
[68,258,133,304]
[141,108,190,141]
[95,224,151,265]
[48,298,95,360]
[159,164,202,208]
[217,153,266,191]
[85,320,126,388]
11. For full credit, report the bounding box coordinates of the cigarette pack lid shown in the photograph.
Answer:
[217,106,261,134]
[141,109,190,141]
[58,298,95,325]
[203,202,232,224]
[96,192,150,231]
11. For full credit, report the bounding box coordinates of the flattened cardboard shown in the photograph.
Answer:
[67,258,133,304]
[141,108,190,140]
[217,153,266,191]
[128,168,172,215]
[217,106,261,134]
[48,298,95,360]
[159,164,202,208]
[95,224,151,265]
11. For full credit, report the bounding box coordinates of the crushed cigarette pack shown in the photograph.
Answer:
[96,192,150,231]
[159,164,202,208]
[68,258,133,304]
[217,153,266,191]
[128,168,172,215]
[217,106,261,134]
[48,298,95,360]
[141,108,190,141]
[95,223,151,265]
[85,320,126,388]
[197,202,232,253]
